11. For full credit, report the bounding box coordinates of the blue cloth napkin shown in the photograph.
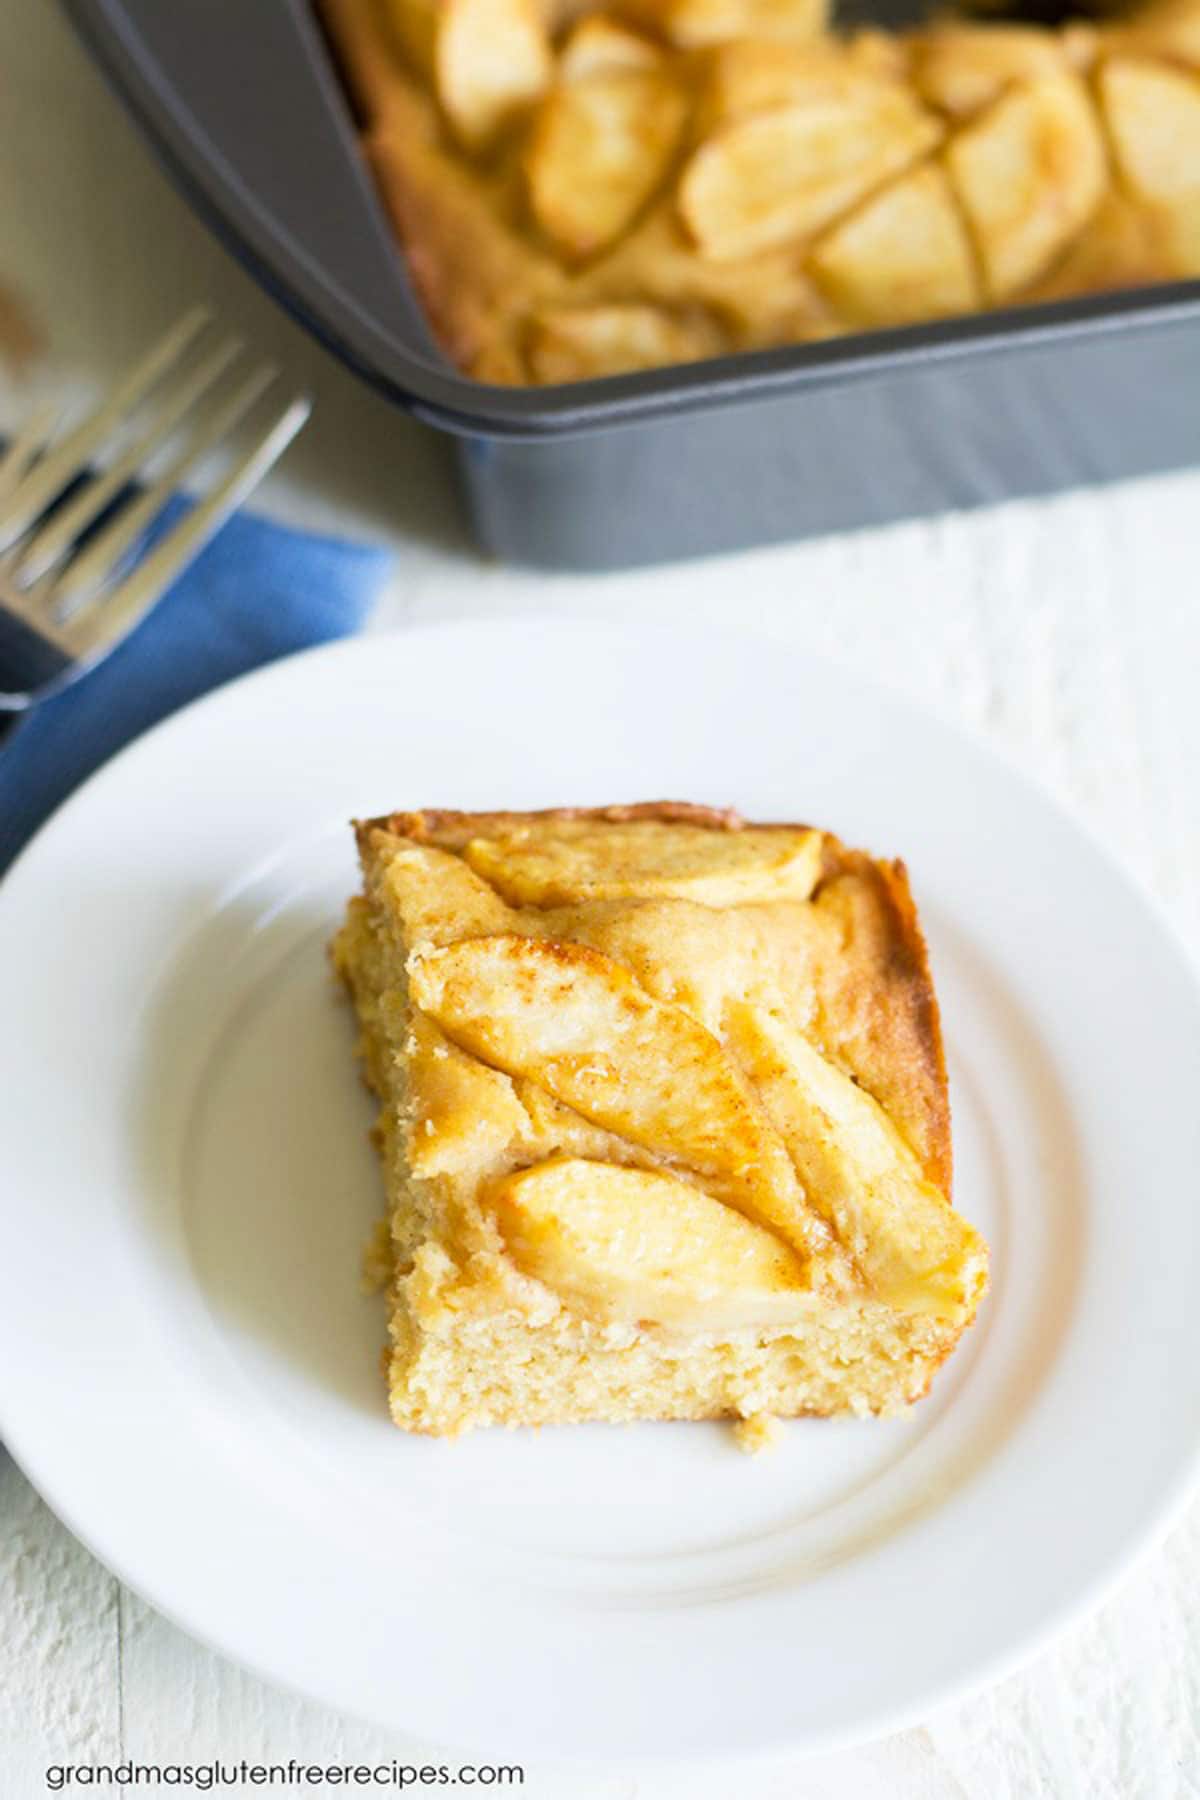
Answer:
[0,498,391,874]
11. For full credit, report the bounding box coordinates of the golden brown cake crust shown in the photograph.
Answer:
[813,848,952,1196]
[360,799,748,845]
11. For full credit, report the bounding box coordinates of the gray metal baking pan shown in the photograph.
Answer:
[62,0,1200,568]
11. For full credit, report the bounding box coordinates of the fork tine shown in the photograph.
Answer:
[0,305,210,553]
[53,360,281,617]
[13,334,244,589]
[61,392,311,662]
[0,403,61,501]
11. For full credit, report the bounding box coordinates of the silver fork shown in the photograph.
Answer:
[0,305,311,721]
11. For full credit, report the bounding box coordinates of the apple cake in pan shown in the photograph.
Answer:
[332,804,989,1440]
[318,0,1200,384]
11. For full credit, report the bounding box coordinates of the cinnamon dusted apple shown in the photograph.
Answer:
[331,804,988,1442]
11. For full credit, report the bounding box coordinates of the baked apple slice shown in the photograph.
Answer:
[909,24,1071,120]
[492,1158,812,1326]
[945,73,1107,299]
[1100,56,1200,274]
[385,0,553,148]
[679,80,940,259]
[408,933,831,1261]
[810,164,980,325]
[696,38,903,133]
[526,67,689,258]
[727,1003,988,1321]
[462,819,823,905]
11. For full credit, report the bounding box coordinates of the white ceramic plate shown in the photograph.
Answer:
[2,619,1199,1762]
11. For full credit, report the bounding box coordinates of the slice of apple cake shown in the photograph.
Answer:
[331,803,988,1438]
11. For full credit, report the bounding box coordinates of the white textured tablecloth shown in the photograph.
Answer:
[2,3,1198,1794]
